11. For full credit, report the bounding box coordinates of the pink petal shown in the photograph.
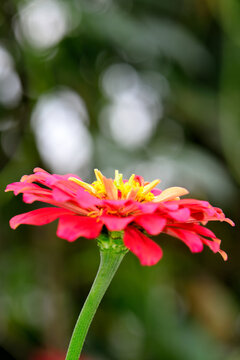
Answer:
[166,228,204,253]
[103,199,139,216]
[100,215,135,231]
[169,223,218,240]
[31,170,78,188]
[52,179,81,197]
[190,224,217,239]
[168,208,191,222]
[22,192,52,204]
[10,207,72,229]
[102,177,118,200]
[56,215,103,241]
[5,182,40,195]
[5,182,23,193]
[77,188,102,208]
[135,214,166,235]
[136,202,159,214]
[175,199,210,208]
[151,188,161,196]
[219,249,228,261]
[33,167,48,173]
[124,227,163,266]
[57,173,82,181]
[134,175,145,186]
[200,237,220,253]
[162,203,179,211]
[52,188,72,202]
[153,187,189,202]
[102,199,134,209]
[47,174,81,188]
[225,218,235,226]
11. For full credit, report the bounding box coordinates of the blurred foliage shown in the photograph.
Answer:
[0,0,239,359]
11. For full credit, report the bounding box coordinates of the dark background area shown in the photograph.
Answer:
[0,0,239,359]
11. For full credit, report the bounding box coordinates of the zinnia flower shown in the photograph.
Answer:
[5,168,233,266]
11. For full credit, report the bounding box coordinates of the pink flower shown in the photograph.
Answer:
[5,168,234,266]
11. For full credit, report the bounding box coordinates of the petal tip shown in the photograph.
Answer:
[140,252,163,266]
[33,167,46,173]
[226,218,235,227]
[219,249,228,261]
[9,219,19,230]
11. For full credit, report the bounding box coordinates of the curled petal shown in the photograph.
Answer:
[5,182,40,195]
[57,215,103,241]
[200,237,220,253]
[124,227,163,266]
[225,218,235,226]
[20,173,48,184]
[10,208,73,229]
[33,167,48,173]
[166,228,204,253]
[153,187,189,202]
[134,175,145,186]
[219,249,228,261]
[102,177,118,200]
[188,224,217,239]
[22,192,52,204]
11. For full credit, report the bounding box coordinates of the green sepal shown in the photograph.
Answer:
[97,231,128,254]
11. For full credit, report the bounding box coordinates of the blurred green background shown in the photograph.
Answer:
[0,0,239,359]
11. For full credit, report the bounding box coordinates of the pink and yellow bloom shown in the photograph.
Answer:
[5,168,234,265]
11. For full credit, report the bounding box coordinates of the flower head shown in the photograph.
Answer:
[5,168,234,265]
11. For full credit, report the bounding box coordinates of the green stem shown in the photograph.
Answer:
[65,247,125,360]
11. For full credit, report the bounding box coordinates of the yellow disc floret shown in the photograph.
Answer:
[69,169,189,203]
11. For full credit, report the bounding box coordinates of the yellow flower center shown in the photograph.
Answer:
[91,170,158,202]
[68,169,189,203]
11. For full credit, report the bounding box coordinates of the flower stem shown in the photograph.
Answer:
[65,247,126,360]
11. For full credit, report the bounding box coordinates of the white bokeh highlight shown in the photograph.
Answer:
[31,89,93,174]
[123,147,235,205]
[0,45,22,107]
[18,0,70,50]
[0,47,13,80]
[99,63,162,149]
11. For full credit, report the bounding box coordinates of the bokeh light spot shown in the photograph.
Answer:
[0,45,22,107]
[31,88,93,174]
[99,63,162,149]
[18,0,70,50]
